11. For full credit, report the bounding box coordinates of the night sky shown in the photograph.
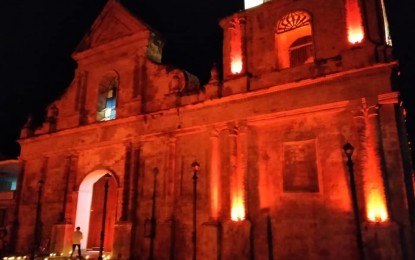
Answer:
[0,0,243,158]
[0,0,413,161]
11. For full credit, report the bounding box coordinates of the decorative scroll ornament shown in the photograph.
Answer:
[276,11,311,34]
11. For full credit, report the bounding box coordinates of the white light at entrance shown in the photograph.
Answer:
[75,170,112,251]
[244,0,269,9]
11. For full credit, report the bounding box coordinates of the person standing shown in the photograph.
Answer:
[70,227,83,258]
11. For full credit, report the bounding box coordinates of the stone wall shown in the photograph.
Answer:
[14,0,414,259]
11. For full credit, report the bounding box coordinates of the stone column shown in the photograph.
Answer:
[200,222,222,260]
[10,160,26,253]
[59,155,77,223]
[68,154,78,223]
[154,220,175,260]
[223,16,249,95]
[354,98,402,259]
[50,153,78,255]
[222,220,251,260]
[40,156,49,181]
[229,124,238,220]
[228,123,247,221]
[74,70,87,111]
[365,106,388,221]
[240,16,247,76]
[76,71,88,125]
[253,210,274,260]
[121,142,132,221]
[210,128,221,220]
[362,221,402,259]
[354,99,388,222]
[129,142,141,220]
[353,102,377,220]
[128,142,141,259]
[133,55,145,99]
[237,123,248,216]
[377,93,414,259]
[164,138,177,260]
[50,224,73,256]
[165,137,177,216]
[359,93,409,259]
[60,155,71,223]
[111,142,134,258]
[199,128,222,260]
[221,123,251,260]
[112,222,133,259]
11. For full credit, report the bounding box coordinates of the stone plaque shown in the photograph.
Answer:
[283,140,319,192]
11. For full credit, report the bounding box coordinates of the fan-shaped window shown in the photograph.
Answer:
[97,72,118,122]
[275,11,314,69]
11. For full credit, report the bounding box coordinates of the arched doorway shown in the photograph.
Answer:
[74,170,117,252]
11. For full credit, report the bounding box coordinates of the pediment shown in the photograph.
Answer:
[75,0,149,52]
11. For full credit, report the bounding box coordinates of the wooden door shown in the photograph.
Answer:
[87,176,117,251]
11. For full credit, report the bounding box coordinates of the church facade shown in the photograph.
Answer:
[7,0,415,259]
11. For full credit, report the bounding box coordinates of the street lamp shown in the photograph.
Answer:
[343,142,365,260]
[148,167,158,260]
[31,180,44,260]
[98,173,112,260]
[191,160,200,260]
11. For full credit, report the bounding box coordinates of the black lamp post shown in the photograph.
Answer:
[191,161,200,260]
[148,167,158,260]
[98,173,112,260]
[343,142,365,260]
[31,180,44,260]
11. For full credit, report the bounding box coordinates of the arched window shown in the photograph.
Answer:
[275,11,314,69]
[289,36,313,67]
[97,72,118,122]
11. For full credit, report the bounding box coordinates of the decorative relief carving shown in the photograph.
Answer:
[352,98,379,118]
[168,69,186,94]
[282,140,319,192]
[229,16,246,30]
[146,32,164,64]
[166,68,200,95]
[276,11,311,34]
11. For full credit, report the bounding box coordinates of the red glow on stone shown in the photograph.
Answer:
[231,195,245,221]
[230,19,243,74]
[364,146,388,222]
[367,190,388,222]
[231,157,245,222]
[362,107,389,223]
[210,136,220,219]
[346,0,364,44]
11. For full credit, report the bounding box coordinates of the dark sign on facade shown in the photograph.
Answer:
[283,140,319,192]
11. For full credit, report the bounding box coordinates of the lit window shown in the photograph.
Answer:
[289,36,314,67]
[102,88,117,121]
[275,11,314,69]
[0,172,18,191]
[97,72,118,122]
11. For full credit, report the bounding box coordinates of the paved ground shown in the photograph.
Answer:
[4,251,111,260]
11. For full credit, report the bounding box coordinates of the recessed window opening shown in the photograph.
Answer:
[289,36,313,67]
[96,72,118,122]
